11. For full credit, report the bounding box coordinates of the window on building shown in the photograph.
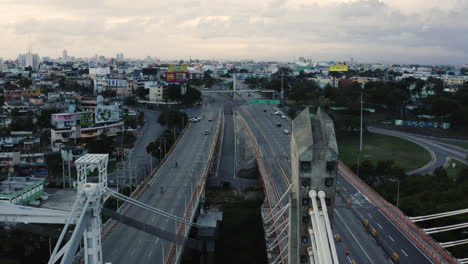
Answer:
[325,177,334,187]
[326,161,336,173]
[300,161,311,173]
[301,178,310,188]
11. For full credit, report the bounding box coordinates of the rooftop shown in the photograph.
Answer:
[0,177,44,197]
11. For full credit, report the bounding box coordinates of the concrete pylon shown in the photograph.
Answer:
[288,107,338,264]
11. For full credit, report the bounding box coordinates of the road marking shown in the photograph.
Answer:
[367,212,373,218]
[376,210,432,263]
[401,249,409,257]
[347,256,352,263]
[149,249,153,257]
[335,209,375,264]
[388,235,395,242]
[152,216,156,223]
[131,248,136,256]
[377,224,383,230]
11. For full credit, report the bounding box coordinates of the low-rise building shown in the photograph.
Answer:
[0,177,45,205]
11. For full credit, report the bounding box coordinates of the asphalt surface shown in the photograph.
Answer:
[369,127,468,175]
[234,83,433,263]
[102,94,226,264]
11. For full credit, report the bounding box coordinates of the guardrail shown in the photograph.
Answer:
[165,109,224,264]
[338,161,457,264]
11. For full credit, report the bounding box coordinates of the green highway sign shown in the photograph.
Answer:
[309,114,316,118]
[249,100,281,105]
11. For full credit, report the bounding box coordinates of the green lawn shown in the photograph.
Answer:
[337,132,431,171]
[437,140,468,150]
[445,159,468,180]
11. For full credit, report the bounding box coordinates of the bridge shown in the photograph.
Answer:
[0,75,466,264]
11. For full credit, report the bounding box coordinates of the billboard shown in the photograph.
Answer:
[166,72,189,83]
[107,79,128,87]
[329,64,349,72]
[95,104,120,124]
[168,64,188,72]
[395,120,450,129]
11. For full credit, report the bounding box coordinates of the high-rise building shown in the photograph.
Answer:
[17,52,40,69]
[62,49,68,62]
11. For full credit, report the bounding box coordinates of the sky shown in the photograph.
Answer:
[0,0,467,64]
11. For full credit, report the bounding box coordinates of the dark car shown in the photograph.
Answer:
[276,123,282,127]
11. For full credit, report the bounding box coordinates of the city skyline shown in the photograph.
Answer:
[1,0,468,64]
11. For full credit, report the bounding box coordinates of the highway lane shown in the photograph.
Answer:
[236,98,391,263]
[337,171,433,264]
[369,127,468,175]
[102,94,227,264]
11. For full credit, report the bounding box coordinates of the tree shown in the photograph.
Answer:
[10,118,34,131]
[158,110,188,129]
[87,133,115,155]
[181,87,201,106]
[37,109,59,129]
[124,95,137,106]
[164,84,182,102]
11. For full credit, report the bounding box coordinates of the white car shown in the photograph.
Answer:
[189,118,198,122]
[283,129,290,134]
[197,116,202,121]
[281,115,286,119]
[274,111,282,116]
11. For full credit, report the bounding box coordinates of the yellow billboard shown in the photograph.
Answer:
[329,64,349,72]
[168,64,188,72]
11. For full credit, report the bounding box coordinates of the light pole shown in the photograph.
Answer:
[396,180,400,208]
[360,82,365,152]
[357,82,365,177]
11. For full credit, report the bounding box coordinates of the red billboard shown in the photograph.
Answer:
[166,72,189,83]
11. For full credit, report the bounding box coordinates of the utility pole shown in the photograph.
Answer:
[280,71,285,110]
[360,82,365,152]
[396,181,400,208]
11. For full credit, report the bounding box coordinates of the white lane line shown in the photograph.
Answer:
[152,216,156,223]
[347,256,352,263]
[131,248,136,256]
[376,210,432,263]
[388,235,395,242]
[367,212,373,218]
[149,249,153,257]
[377,223,383,230]
[335,209,375,264]
[401,249,409,257]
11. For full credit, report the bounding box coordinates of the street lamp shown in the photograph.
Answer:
[357,82,365,177]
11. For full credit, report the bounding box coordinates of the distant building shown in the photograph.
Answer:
[17,52,40,69]
[146,81,165,102]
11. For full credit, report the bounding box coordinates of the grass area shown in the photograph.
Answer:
[0,259,17,264]
[445,159,468,180]
[208,189,268,264]
[337,131,431,171]
[438,139,468,150]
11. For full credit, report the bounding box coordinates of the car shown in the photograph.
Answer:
[197,116,202,121]
[208,118,213,122]
[281,115,286,119]
[276,123,282,127]
[263,109,267,112]
[283,129,289,134]
[189,118,198,122]
[274,111,282,115]
[203,130,209,135]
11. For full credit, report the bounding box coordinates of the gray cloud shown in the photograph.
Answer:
[1,0,467,64]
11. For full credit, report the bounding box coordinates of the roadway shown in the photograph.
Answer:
[369,127,468,175]
[233,79,433,263]
[102,94,227,264]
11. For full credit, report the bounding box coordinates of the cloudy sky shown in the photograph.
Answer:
[1,0,467,64]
